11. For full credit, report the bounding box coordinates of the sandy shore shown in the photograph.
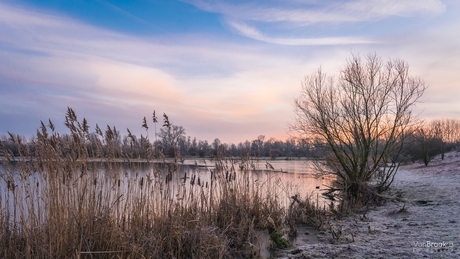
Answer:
[276,152,460,259]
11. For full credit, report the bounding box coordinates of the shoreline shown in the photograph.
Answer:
[276,152,460,258]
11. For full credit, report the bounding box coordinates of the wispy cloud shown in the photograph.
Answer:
[95,0,171,33]
[185,0,445,25]
[226,19,376,45]
[184,0,445,45]
[344,0,445,18]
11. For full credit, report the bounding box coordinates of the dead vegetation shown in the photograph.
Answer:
[0,108,327,258]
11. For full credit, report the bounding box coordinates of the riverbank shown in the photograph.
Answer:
[276,152,460,258]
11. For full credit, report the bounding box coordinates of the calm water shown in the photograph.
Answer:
[160,159,333,197]
[180,158,334,204]
[0,159,334,221]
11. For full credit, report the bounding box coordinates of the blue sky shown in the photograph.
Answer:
[1,0,460,143]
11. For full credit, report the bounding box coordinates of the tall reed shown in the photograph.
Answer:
[0,108,324,258]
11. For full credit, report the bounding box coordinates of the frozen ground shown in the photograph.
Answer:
[276,152,460,259]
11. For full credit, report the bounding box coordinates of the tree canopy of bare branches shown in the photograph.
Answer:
[292,53,427,202]
[157,124,186,154]
[408,125,443,166]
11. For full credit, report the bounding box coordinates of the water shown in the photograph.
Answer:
[107,158,334,203]
[179,158,333,199]
[0,159,334,223]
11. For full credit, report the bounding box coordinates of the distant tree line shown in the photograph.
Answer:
[1,113,459,165]
[403,118,460,166]
[0,112,316,160]
[0,132,315,160]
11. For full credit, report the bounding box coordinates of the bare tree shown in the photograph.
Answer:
[408,124,443,166]
[292,53,426,202]
[430,118,460,158]
[157,124,186,156]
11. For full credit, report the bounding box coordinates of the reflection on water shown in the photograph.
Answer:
[139,159,333,200]
[0,159,334,222]
[167,159,333,207]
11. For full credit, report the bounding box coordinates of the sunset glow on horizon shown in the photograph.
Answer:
[1,0,460,144]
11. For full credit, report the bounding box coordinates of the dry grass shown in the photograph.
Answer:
[0,109,325,258]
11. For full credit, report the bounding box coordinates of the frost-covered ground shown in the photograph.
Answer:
[276,152,460,259]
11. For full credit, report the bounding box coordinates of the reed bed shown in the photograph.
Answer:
[0,109,325,258]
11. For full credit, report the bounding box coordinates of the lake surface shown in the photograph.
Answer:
[0,158,334,222]
[168,158,333,207]
[136,158,333,199]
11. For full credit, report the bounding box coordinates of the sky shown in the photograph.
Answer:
[1,0,460,144]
